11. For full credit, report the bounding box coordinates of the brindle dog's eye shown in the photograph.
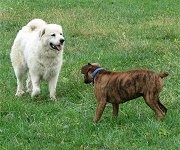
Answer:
[51,34,55,37]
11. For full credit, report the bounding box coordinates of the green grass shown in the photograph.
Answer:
[0,0,180,149]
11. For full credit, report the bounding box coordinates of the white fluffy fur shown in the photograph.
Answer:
[10,18,65,100]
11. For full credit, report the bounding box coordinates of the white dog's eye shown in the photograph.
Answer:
[60,33,63,35]
[51,34,56,37]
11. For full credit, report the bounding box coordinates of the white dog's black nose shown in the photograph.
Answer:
[60,39,65,44]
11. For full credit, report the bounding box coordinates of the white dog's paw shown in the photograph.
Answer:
[15,90,25,96]
[31,89,40,98]
[50,95,57,101]
[26,88,32,93]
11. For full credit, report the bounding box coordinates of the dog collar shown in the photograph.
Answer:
[92,68,104,84]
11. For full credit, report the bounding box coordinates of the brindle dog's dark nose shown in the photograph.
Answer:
[60,39,65,44]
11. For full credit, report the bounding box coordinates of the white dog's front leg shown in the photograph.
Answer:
[14,68,25,96]
[26,73,32,93]
[16,78,25,96]
[30,74,41,98]
[48,75,58,100]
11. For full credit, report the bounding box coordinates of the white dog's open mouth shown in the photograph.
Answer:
[50,43,61,51]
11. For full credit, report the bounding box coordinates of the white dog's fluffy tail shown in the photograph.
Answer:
[23,18,47,32]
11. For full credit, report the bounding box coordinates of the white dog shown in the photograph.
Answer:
[10,19,65,100]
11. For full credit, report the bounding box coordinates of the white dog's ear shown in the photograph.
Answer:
[91,63,100,67]
[39,28,45,37]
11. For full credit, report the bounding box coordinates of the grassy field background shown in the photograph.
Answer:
[0,0,180,149]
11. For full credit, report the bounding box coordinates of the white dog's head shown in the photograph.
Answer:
[40,24,65,52]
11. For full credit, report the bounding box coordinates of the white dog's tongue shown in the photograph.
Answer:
[54,45,60,51]
[50,43,61,51]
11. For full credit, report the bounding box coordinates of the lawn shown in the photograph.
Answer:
[0,0,180,149]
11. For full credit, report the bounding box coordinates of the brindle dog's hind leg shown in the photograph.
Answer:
[158,99,167,114]
[143,93,165,120]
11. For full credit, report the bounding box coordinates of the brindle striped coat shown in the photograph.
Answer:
[81,63,168,123]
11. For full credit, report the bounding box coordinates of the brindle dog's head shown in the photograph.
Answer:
[81,63,100,84]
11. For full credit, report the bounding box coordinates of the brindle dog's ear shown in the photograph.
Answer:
[81,65,90,74]
[91,63,100,67]
[88,63,91,65]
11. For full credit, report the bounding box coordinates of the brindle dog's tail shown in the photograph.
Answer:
[159,72,169,78]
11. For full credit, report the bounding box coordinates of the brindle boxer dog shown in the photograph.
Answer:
[81,63,169,123]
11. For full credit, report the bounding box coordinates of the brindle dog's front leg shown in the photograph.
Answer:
[112,103,119,117]
[93,99,106,123]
